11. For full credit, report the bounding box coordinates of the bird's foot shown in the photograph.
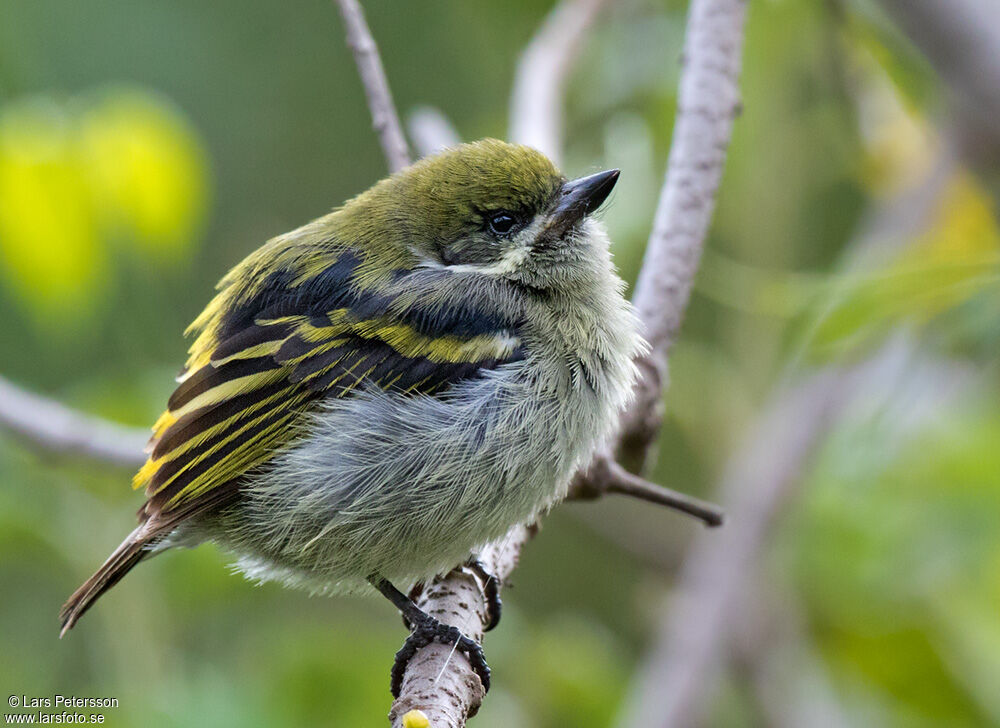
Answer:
[391,611,491,697]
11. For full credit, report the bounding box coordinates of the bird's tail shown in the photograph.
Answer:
[59,526,151,637]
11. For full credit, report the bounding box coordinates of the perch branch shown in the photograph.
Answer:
[509,0,613,162]
[388,525,533,728]
[0,375,146,468]
[392,0,748,723]
[333,0,411,173]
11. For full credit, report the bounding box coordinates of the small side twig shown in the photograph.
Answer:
[333,0,411,173]
[568,456,724,528]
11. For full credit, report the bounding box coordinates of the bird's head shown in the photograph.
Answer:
[339,139,620,291]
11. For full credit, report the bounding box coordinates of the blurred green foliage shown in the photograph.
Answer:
[0,0,997,726]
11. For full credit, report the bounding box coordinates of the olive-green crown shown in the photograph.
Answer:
[335,139,565,251]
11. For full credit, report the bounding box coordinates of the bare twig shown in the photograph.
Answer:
[0,376,146,468]
[509,0,613,162]
[407,106,461,158]
[333,0,411,173]
[391,0,747,722]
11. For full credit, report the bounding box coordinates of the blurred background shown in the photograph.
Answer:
[1,0,998,725]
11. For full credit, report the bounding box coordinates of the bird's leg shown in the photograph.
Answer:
[400,581,425,630]
[400,560,500,631]
[369,575,491,697]
[463,557,502,632]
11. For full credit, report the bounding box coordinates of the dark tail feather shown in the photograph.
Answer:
[59,527,150,637]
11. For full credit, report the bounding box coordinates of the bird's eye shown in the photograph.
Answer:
[488,212,517,236]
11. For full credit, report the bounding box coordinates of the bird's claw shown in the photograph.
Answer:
[463,558,502,632]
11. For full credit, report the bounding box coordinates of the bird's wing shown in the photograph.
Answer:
[134,243,523,522]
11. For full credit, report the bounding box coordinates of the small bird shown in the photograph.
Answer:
[60,139,643,693]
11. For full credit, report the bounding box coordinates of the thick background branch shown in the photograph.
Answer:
[733,583,855,728]
[407,106,461,157]
[616,369,851,728]
[616,143,958,727]
[874,0,1000,177]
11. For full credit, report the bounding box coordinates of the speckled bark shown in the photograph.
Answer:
[388,527,531,727]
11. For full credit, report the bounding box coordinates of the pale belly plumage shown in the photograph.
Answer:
[197,353,626,594]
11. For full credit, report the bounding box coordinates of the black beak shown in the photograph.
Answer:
[548,169,620,234]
